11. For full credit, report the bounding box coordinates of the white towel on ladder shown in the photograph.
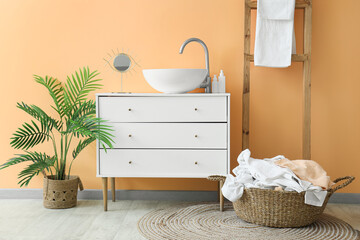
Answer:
[254,0,296,68]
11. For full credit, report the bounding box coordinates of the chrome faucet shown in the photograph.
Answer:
[179,38,211,93]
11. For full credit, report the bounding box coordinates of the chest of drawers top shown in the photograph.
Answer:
[96,93,230,123]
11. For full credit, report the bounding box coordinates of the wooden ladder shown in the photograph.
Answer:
[242,0,312,159]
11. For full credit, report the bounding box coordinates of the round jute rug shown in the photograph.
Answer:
[138,203,359,240]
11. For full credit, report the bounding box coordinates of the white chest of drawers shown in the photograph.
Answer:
[96,93,230,210]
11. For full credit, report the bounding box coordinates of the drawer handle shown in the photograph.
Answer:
[194,134,198,138]
[194,108,198,111]
[128,134,132,137]
[128,108,132,111]
[129,161,132,164]
[195,161,198,165]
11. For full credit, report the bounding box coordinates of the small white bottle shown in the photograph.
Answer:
[212,75,218,93]
[219,70,226,93]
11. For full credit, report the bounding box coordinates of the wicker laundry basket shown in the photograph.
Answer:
[208,175,355,228]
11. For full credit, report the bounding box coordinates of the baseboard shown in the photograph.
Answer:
[326,193,360,204]
[0,189,219,201]
[0,189,359,204]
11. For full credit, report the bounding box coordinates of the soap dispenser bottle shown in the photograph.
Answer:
[219,70,226,93]
[212,75,218,93]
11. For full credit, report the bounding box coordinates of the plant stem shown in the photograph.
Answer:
[60,134,64,180]
[63,134,69,179]
[48,166,53,176]
[65,134,73,179]
[57,133,73,180]
[50,132,59,178]
[67,159,75,180]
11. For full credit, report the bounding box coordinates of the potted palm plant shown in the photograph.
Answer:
[0,67,114,209]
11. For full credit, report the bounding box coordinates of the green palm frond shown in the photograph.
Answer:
[72,137,96,159]
[0,151,53,170]
[63,67,102,112]
[18,158,55,187]
[67,100,96,124]
[34,75,65,118]
[65,100,97,134]
[17,102,62,131]
[69,117,114,148]
[1,151,54,187]
[11,120,51,150]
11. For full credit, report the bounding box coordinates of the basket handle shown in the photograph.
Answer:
[328,176,355,193]
[78,177,84,191]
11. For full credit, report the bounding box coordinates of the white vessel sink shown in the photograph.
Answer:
[142,69,207,93]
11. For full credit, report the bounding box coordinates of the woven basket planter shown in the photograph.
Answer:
[208,175,355,228]
[43,175,84,209]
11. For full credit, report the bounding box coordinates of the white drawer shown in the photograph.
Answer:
[104,123,227,149]
[98,96,227,122]
[99,149,227,177]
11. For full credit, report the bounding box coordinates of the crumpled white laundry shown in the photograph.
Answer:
[222,149,328,207]
[254,0,296,68]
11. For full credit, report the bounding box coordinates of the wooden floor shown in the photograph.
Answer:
[0,200,358,240]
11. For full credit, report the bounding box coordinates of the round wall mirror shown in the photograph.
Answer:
[113,53,131,72]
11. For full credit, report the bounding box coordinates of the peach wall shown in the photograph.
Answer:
[0,0,359,193]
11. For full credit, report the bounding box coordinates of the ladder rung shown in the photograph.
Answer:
[247,0,310,9]
[245,54,309,62]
